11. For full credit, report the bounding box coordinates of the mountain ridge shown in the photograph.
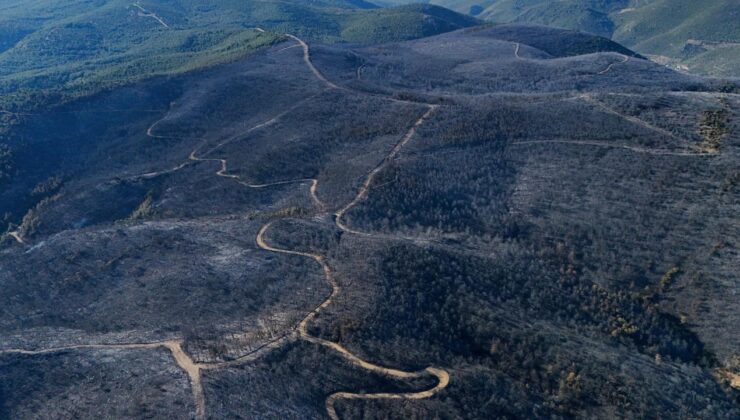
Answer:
[377,0,740,77]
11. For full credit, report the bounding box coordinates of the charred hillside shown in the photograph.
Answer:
[1,23,738,419]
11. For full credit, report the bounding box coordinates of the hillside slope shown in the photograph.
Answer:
[0,0,478,114]
[611,0,740,77]
[379,0,740,77]
[1,24,738,419]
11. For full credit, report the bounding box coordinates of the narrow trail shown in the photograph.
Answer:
[575,93,705,151]
[194,151,320,190]
[135,115,202,177]
[510,44,631,75]
[335,105,438,235]
[131,31,328,182]
[132,3,169,29]
[196,91,321,158]
[597,54,629,75]
[2,32,446,420]
[511,139,717,156]
[145,113,178,139]
[135,90,322,180]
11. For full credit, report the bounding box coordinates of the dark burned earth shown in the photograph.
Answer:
[1,25,739,419]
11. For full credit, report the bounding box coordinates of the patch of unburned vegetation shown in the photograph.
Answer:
[698,108,731,153]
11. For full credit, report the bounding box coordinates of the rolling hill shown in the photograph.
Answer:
[1,18,738,419]
[378,0,740,77]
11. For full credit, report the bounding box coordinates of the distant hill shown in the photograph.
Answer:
[475,24,640,59]
[378,0,740,77]
[0,0,478,113]
[610,0,740,77]
[341,4,480,43]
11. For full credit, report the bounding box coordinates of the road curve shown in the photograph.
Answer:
[286,35,340,90]
[255,103,448,418]
[2,32,445,420]
[0,340,206,419]
[326,367,449,420]
[597,54,629,75]
[257,219,450,420]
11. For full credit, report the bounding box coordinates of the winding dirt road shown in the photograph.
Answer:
[4,23,733,418]
[326,367,449,420]
[2,31,447,420]
[254,102,448,419]
[135,89,321,180]
[135,27,429,182]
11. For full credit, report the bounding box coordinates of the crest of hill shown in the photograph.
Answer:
[377,0,740,77]
[459,24,640,58]
[342,4,481,43]
[310,23,715,99]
